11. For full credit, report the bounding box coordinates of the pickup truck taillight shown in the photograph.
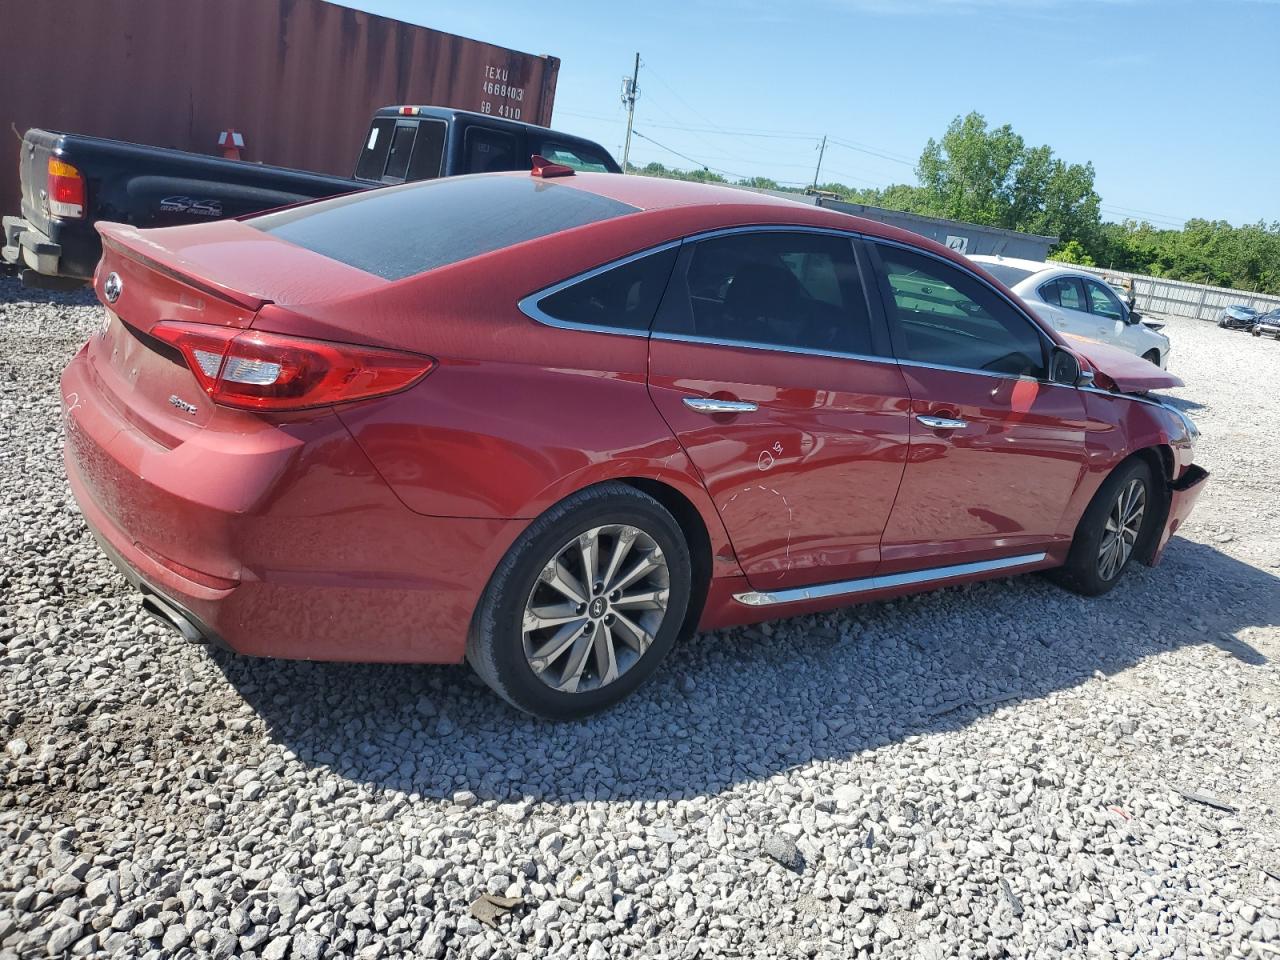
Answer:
[151,322,435,411]
[47,158,85,219]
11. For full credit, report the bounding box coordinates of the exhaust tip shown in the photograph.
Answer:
[141,594,206,644]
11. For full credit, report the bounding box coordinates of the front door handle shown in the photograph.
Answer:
[916,414,967,430]
[683,397,759,414]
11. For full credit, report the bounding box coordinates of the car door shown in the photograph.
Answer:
[866,241,1089,570]
[647,229,912,591]
[1037,276,1094,338]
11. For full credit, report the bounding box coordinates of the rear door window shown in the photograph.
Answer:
[465,127,520,173]
[528,248,678,332]
[252,175,639,281]
[653,231,878,356]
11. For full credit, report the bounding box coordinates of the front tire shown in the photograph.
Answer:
[467,482,693,720]
[1049,458,1159,597]
[1142,349,1161,366]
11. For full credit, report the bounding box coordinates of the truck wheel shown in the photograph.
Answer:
[1048,458,1159,597]
[467,482,692,720]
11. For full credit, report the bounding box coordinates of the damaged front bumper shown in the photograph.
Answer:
[1150,465,1209,565]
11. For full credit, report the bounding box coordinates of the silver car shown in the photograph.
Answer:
[970,256,1171,367]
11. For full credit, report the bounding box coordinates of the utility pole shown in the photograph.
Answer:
[811,134,827,190]
[621,53,640,174]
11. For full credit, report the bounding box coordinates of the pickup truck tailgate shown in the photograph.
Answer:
[19,131,58,236]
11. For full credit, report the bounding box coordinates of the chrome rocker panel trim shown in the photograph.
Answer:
[733,552,1049,607]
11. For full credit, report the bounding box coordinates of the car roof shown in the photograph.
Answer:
[970,255,1119,287]
[968,254,1051,273]
[532,171,967,253]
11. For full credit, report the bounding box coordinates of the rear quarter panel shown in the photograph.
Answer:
[279,214,754,582]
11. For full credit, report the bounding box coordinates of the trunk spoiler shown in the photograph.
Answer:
[97,222,271,311]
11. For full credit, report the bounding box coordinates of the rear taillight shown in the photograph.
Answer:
[47,158,85,219]
[151,322,435,411]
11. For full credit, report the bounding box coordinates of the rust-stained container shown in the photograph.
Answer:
[1,0,559,219]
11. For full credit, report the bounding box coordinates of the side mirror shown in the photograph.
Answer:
[1050,347,1093,387]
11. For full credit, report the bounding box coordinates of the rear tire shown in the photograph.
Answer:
[1048,458,1159,597]
[467,482,692,720]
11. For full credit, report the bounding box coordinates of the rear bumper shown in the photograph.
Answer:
[1150,464,1209,565]
[3,214,97,283]
[61,346,524,663]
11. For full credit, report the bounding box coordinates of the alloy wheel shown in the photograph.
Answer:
[522,524,671,694]
[1097,478,1146,581]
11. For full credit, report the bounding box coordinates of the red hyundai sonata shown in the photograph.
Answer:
[61,166,1207,718]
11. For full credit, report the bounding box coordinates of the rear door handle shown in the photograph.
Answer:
[916,414,967,430]
[683,397,758,414]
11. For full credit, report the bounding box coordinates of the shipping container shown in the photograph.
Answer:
[1,0,559,221]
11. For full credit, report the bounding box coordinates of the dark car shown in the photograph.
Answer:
[3,106,619,288]
[61,170,1206,719]
[1251,309,1280,339]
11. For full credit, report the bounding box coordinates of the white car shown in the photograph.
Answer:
[970,256,1171,368]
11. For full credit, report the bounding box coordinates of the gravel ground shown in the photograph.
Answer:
[2,273,1278,960]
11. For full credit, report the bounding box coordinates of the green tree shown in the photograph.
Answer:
[914,112,1101,247]
[1049,239,1096,266]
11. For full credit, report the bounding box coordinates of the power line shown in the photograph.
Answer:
[626,119,820,142]
[1100,206,1185,228]
[1101,201,1189,225]
[826,137,916,167]
[827,136,916,164]
[630,129,750,181]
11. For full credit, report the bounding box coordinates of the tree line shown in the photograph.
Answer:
[633,112,1279,295]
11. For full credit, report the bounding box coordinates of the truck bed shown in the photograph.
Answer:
[7,129,365,283]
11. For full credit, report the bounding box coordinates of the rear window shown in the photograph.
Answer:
[978,262,1036,288]
[251,175,639,281]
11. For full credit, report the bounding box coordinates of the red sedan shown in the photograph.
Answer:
[61,166,1207,718]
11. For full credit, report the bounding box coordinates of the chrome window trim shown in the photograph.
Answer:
[733,552,1049,607]
[894,357,1042,384]
[517,239,683,337]
[649,330,897,366]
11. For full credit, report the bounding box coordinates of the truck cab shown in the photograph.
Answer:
[354,106,620,184]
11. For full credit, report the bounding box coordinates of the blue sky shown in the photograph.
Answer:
[347,1,1278,228]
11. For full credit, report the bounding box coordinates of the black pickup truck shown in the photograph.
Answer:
[3,106,620,288]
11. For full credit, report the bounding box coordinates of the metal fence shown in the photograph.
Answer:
[1057,263,1280,321]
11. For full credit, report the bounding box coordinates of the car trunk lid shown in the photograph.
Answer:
[87,220,386,443]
